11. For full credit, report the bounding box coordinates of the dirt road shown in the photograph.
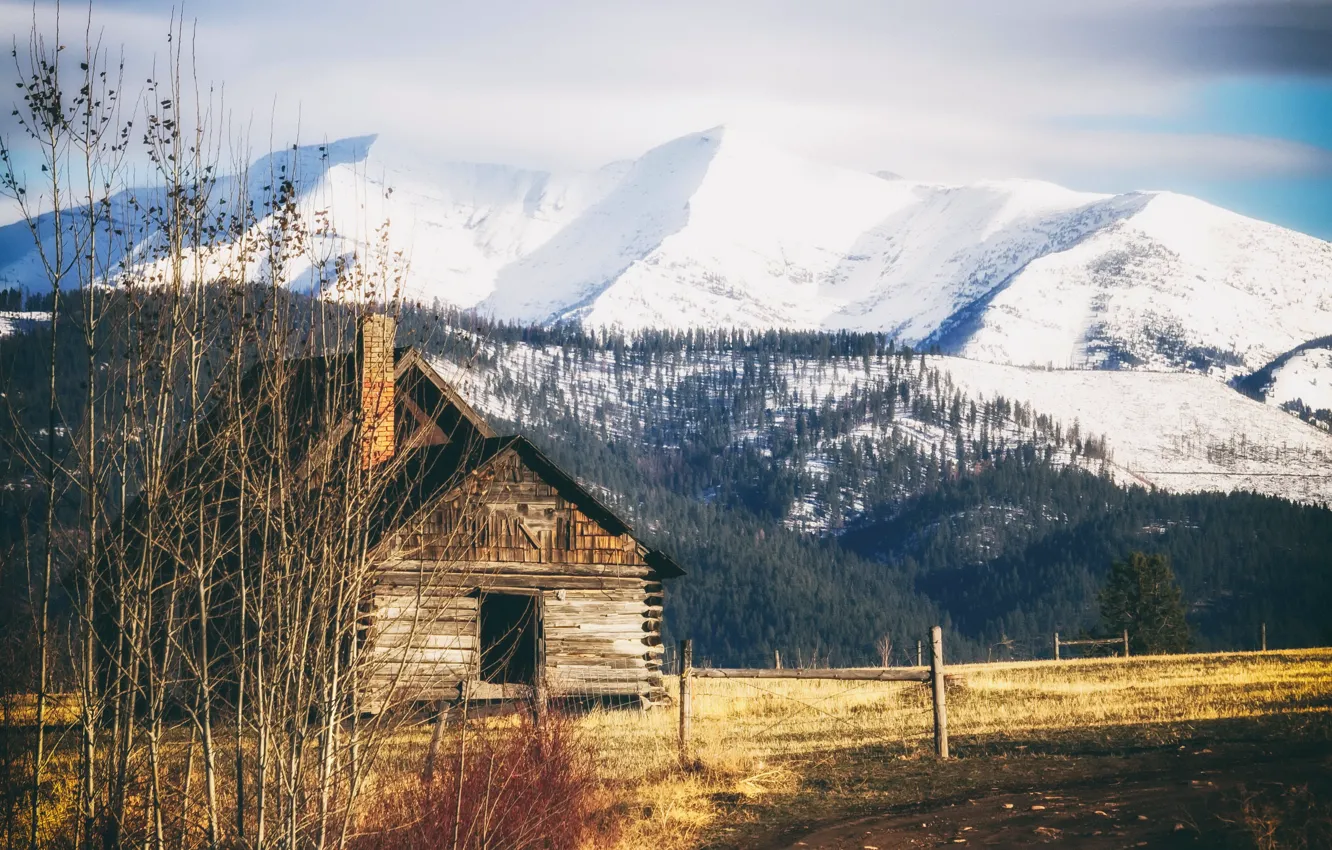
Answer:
[774,745,1330,849]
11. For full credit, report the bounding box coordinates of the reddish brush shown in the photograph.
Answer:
[356,712,602,850]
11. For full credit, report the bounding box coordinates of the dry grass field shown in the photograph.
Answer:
[5,649,1330,848]
[579,648,1332,848]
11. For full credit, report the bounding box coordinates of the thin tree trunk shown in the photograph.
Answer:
[29,183,60,850]
[179,725,197,850]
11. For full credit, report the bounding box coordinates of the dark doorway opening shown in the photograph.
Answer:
[478,593,538,684]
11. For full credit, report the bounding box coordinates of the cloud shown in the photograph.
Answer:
[1108,1,1332,78]
[0,0,1328,191]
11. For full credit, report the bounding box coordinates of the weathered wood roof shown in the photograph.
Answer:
[122,342,685,581]
[394,347,496,439]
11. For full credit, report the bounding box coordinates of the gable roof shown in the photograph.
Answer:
[111,342,686,583]
[395,347,496,439]
[171,342,684,581]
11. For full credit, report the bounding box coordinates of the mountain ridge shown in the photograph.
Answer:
[1,127,1329,377]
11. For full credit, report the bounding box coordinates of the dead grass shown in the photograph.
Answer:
[4,649,1330,848]
[581,649,1332,849]
[2,693,80,727]
[1235,782,1332,850]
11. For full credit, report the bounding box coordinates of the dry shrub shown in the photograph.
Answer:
[1238,783,1332,850]
[355,712,605,850]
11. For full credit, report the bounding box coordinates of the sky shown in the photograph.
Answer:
[2,0,1331,238]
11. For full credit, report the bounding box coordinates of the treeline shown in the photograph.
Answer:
[845,454,1332,654]
[6,292,1331,669]
[404,308,912,360]
[439,326,1112,531]
[435,317,1332,662]
[1281,398,1332,429]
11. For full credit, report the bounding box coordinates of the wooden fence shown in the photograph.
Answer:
[1053,629,1129,660]
[672,625,1286,767]
[678,625,952,760]
[672,626,1193,763]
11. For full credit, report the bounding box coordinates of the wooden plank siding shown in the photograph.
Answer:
[364,448,667,706]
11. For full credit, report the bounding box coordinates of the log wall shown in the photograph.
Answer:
[364,449,667,706]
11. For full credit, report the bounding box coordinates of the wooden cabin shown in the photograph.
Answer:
[102,314,682,714]
[356,316,684,708]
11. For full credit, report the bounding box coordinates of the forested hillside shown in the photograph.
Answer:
[3,293,1331,667]
[845,460,1332,653]
[422,315,1332,661]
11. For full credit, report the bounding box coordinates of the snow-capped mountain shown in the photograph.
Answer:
[941,357,1332,502]
[2,127,1330,376]
[482,126,1332,375]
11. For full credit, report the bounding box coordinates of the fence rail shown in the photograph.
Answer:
[1054,629,1129,660]
[691,667,930,682]
[678,625,952,762]
[663,625,1319,781]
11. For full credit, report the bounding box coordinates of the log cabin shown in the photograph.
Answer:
[348,315,684,709]
[107,314,683,713]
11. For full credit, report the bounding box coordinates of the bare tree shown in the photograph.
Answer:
[875,633,893,669]
[0,7,500,848]
[0,7,130,844]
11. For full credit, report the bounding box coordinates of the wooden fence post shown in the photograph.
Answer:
[774,649,781,670]
[1053,631,1060,661]
[679,639,693,765]
[916,640,922,667]
[1262,622,1267,652]
[423,700,449,781]
[930,626,949,759]
[1122,629,1130,658]
[532,677,548,726]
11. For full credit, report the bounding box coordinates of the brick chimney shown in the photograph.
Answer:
[357,314,396,469]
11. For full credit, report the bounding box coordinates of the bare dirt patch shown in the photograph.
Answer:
[771,744,1331,849]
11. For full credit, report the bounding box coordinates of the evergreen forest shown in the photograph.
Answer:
[3,290,1330,668]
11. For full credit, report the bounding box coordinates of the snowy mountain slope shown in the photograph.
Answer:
[428,337,1332,508]
[480,131,728,322]
[426,341,1103,530]
[536,134,1332,372]
[1264,347,1332,415]
[2,128,1329,376]
[938,357,1332,503]
[460,128,1331,373]
[821,184,1151,342]
[338,146,630,308]
[0,136,384,297]
[520,128,926,329]
[954,193,1332,372]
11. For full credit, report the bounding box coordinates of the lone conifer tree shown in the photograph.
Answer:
[1099,552,1190,654]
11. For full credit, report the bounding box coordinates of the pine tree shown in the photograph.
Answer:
[1099,552,1190,654]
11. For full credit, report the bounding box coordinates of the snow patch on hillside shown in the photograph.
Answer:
[428,338,1332,507]
[0,311,49,337]
[1265,348,1332,414]
[939,356,1332,503]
